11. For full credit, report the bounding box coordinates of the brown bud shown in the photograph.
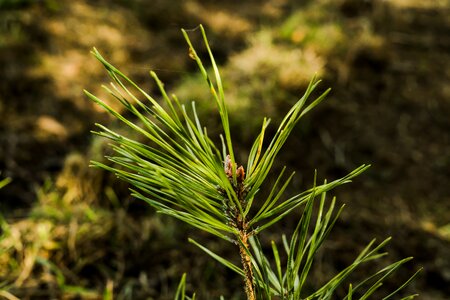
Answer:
[236,166,245,182]
[224,154,245,182]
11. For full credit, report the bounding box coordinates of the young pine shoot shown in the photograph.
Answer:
[85,25,420,299]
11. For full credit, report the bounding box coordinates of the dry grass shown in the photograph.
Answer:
[0,153,175,299]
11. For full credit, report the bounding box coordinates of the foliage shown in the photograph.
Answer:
[85,25,420,299]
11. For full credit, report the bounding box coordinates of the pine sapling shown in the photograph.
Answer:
[86,25,420,299]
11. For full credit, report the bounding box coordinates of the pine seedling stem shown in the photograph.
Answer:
[239,230,255,300]
[223,154,255,299]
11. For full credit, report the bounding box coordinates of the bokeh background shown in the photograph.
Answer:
[0,0,449,299]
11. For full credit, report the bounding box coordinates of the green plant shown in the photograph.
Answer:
[85,25,420,299]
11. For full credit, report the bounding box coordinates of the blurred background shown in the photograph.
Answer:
[0,0,449,299]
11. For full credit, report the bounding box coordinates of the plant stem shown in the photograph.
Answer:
[239,229,255,300]
[224,155,255,299]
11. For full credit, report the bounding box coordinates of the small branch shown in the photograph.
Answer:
[223,155,255,299]
[239,230,255,300]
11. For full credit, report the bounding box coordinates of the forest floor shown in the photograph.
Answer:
[0,0,449,299]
